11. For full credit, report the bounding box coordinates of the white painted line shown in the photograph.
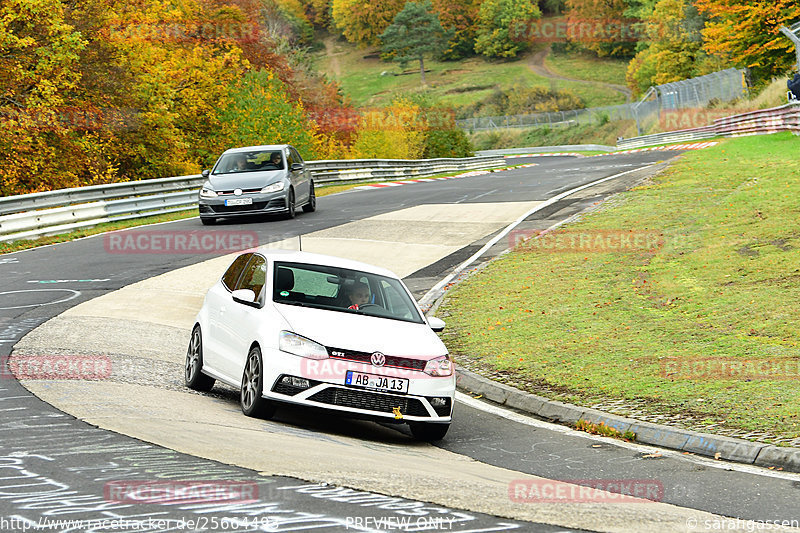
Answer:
[419,164,659,309]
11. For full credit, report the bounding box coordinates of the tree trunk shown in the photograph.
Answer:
[419,56,426,86]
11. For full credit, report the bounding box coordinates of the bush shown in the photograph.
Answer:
[423,129,474,158]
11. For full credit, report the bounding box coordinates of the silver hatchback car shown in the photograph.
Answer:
[198,144,316,225]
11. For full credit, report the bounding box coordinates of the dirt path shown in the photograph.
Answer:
[323,36,342,78]
[527,46,632,102]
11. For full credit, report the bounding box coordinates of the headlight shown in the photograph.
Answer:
[279,331,328,360]
[261,181,285,194]
[423,355,453,377]
[200,187,217,199]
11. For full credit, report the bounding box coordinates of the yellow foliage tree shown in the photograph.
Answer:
[349,99,427,159]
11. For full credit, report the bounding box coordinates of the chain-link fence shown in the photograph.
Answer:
[457,68,747,133]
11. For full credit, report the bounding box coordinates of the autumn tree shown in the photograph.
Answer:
[380,1,452,85]
[695,0,798,82]
[431,0,481,60]
[625,0,707,94]
[473,0,541,59]
[331,0,405,46]
[564,0,636,58]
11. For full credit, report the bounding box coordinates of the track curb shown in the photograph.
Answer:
[454,368,800,473]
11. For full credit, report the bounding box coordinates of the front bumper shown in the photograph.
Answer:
[199,191,289,218]
[261,353,455,423]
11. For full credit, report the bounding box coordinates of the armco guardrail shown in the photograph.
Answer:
[0,156,505,242]
[617,102,800,149]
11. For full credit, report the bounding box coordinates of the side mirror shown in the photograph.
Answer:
[290,163,304,172]
[202,169,210,178]
[232,289,258,307]
[427,316,446,332]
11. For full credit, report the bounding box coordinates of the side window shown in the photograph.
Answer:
[290,147,303,165]
[235,255,267,302]
[381,280,412,319]
[285,149,295,168]
[222,253,252,291]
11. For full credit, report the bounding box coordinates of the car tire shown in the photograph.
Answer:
[200,217,217,226]
[240,346,276,419]
[302,182,316,213]
[285,189,296,219]
[185,325,215,392]
[409,422,450,441]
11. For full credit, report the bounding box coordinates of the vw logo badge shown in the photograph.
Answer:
[234,188,243,196]
[370,352,386,367]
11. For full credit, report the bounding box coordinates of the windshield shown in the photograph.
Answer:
[212,150,284,175]
[272,262,424,324]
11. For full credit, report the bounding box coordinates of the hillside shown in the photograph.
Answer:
[315,34,630,113]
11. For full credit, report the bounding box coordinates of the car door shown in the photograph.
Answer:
[205,253,252,375]
[223,254,268,382]
[288,146,310,204]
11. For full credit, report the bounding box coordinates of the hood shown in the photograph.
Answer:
[274,303,447,360]
[209,170,285,191]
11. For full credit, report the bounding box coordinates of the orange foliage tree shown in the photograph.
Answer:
[695,0,798,82]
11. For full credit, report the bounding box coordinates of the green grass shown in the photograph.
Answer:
[545,50,630,88]
[469,120,639,150]
[440,132,800,441]
[317,38,627,111]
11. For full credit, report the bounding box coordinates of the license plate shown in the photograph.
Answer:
[345,371,409,394]
[225,198,253,206]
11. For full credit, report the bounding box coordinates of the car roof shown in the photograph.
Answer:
[252,249,400,279]
[223,145,290,154]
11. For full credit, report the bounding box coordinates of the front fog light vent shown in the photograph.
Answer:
[430,397,447,407]
[282,376,310,389]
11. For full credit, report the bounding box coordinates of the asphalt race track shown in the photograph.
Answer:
[2,152,799,533]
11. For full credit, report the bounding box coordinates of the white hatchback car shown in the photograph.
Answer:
[185,249,455,440]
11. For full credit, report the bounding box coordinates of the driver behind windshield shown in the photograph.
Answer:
[228,153,247,172]
[346,282,370,310]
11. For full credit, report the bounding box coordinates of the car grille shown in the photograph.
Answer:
[217,188,262,196]
[326,347,427,371]
[210,202,268,213]
[308,387,430,417]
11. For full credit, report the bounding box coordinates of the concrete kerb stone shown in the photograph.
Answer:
[681,430,768,464]
[454,366,797,471]
[754,446,800,471]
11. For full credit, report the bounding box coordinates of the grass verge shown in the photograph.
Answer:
[439,132,800,441]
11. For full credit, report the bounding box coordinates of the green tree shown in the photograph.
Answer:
[218,69,319,159]
[380,1,452,85]
[473,0,540,59]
